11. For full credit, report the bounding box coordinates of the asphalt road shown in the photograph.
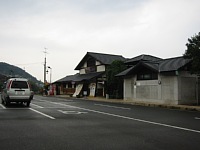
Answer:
[0,95,200,150]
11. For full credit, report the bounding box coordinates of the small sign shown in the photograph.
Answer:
[83,91,87,96]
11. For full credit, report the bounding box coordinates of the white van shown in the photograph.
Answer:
[1,78,33,107]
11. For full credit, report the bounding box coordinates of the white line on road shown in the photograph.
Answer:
[50,102,200,134]
[94,104,131,110]
[32,98,200,134]
[0,104,6,109]
[34,98,73,102]
[29,108,55,120]
[33,98,48,102]
[4,108,29,110]
[31,103,44,108]
[89,109,200,134]
[40,107,69,109]
[58,110,88,114]
[195,117,200,120]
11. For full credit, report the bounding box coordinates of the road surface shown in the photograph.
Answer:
[0,95,200,150]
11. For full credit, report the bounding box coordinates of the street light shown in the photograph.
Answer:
[47,66,52,84]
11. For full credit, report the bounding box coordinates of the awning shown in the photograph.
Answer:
[54,74,80,83]
[55,72,105,83]
[73,72,105,82]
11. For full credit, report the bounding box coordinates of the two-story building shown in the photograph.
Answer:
[55,52,126,97]
[55,52,199,105]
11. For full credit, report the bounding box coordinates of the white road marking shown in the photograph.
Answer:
[94,104,131,110]
[33,98,200,134]
[0,104,6,109]
[4,108,29,110]
[50,102,200,134]
[51,102,74,108]
[33,98,48,102]
[195,117,200,120]
[34,98,73,102]
[58,110,88,114]
[40,107,69,109]
[51,102,64,105]
[31,103,44,108]
[29,108,55,120]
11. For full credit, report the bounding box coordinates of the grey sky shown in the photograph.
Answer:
[0,0,200,82]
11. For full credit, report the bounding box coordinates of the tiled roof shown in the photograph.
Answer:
[116,66,135,77]
[125,54,162,65]
[89,52,126,64]
[116,56,191,77]
[55,74,80,83]
[159,57,191,72]
[75,52,126,70]
[116,62,159,77]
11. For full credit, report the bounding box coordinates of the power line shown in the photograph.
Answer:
[16,62,43,66]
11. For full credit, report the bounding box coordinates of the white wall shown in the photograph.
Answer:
[136,80,159,100]
[97,65,105,72]
[178,76,196,104]
[79,62,87,74]
[79,61,105,74]
[123,72,198,105]
[160,76,178,104]
[96,61,101,65]
[124,77,134,100]
[79,69,85,74]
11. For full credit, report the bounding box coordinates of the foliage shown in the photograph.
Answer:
[29,80,41,93]
[0,62,43,93]
[183,32,200,74]
[0,62,42,85]
[106,60,127,99]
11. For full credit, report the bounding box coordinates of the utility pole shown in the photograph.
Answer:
[43,48,48,86]
[48,66,52,83]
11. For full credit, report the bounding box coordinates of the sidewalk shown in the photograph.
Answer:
[55,95,200,112]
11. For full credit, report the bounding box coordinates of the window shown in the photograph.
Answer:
[87,58,95,67]
[86,66,96,73]
[86,57,96,73]
[11,81,28,89]
[67,83,72,88]
[137,71,158,80]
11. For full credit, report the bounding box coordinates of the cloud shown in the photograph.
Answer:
[0,0,200,81]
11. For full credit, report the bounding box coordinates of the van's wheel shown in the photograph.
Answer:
[27,101,30,107]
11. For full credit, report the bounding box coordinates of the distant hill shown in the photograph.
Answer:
[0,62,43,85]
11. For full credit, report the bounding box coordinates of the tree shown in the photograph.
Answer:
[183,32,200,74]
[106,60,127,99]
[28,80,41,93]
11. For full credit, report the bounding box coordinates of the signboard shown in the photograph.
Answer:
[73,84,83,97]
[89,83,96,97]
